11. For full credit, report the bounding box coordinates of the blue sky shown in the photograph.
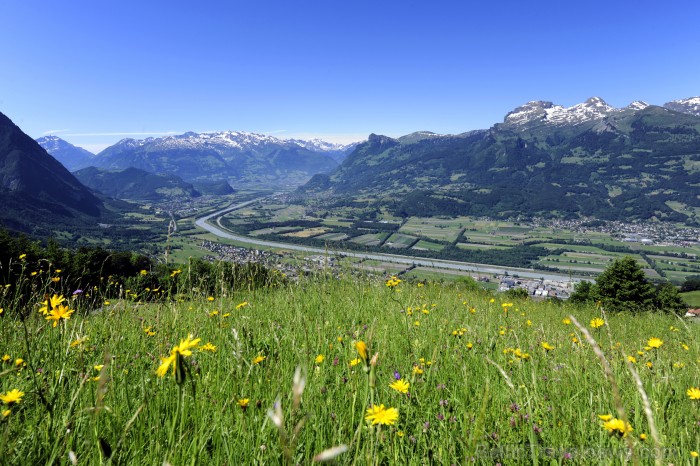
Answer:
[1,0,699,152]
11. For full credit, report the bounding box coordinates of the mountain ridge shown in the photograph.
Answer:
[91,130,358,186]
[299,96,700,224]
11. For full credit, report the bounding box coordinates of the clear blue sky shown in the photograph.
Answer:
[1,0,699,152]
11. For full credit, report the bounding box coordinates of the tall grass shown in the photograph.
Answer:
[1,271,699,464]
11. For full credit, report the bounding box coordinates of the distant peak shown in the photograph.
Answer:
[584,96,607,105]
[626,100,649,110]
[663,96,700,116]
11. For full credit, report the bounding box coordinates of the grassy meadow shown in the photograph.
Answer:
[1,270,700,465]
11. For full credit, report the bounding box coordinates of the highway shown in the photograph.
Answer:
[194,199,579,282]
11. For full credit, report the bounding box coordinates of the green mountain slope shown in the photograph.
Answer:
[303,104,700,223]
[0,111,104,228]
[74,166,201,201]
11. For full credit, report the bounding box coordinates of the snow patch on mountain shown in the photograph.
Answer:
[505,97,616,126]
[663,97,700,116]
[107,131,357,154]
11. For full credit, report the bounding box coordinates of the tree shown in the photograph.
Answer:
[569,280,595,304]
[654,282,687,314]
[595,256,656,313]
[680,275,700,292]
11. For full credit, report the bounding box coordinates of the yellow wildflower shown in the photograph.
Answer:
[252,355,266,365]
[355,341,368,363]
[235,301,249,309]
[365,404,399,426]
[389,379,410,394]
[590,318,605,329]
[0,389,24,405]
[602,418,633,437]
[315,354,325,364]
[687,387,700,400]
[647,337,663,349]
[200,342,217,352]
[45,304,75,327]
[39,294,66,315]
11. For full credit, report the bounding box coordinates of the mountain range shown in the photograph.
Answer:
[86,131,356,187]
[300,96,700,224]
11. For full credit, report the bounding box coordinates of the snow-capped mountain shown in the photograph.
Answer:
[504,96,700,127]
[36,135,95,171]
[663,97,700,116]
[93,131,359,186]
[285,137,354,153]
[504,97,619,126]
[104,131,357,157]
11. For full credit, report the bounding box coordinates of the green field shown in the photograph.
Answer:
[681,290,700,307]
[2,272,699,464]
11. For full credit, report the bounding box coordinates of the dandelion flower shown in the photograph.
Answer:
[45,304,74,327]
[237,398,250,410]
[315,354,325,364]
[590,318,605,329]
[156,334,201,378]
[39,294,66,315]
[691,451,699,458]
[235,301,249,309]
[252,355,266,365]
[602,418,633,437]
[0,389,24,405]
[389,379,410,394]
[562,318,571,325]
[156,353,176,377]
[200,342,217,352]
[627,355,637,364]
[385,276,401,288]
[541,342,555,351]
[349,358,361,367]
[365,404,399,426]
[647,337,663,349]
[687,387,700,400]
[207,296,215,302]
